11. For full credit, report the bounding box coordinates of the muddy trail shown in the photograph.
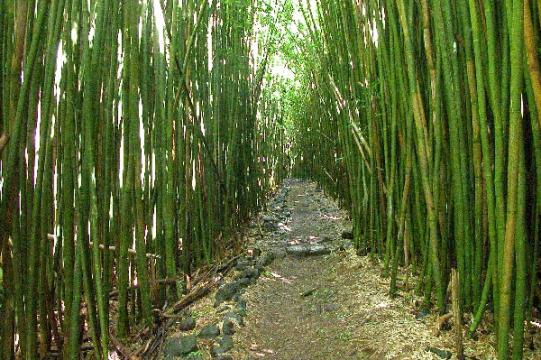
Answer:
[158,179,514,360]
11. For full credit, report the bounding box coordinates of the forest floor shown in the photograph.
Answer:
[157,179,540,360]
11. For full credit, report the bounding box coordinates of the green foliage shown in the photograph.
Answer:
[0,0,288,358]
[279,1,541,359]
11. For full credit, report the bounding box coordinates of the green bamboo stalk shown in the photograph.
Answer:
[497,0,525,357]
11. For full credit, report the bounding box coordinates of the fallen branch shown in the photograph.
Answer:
[135,253,240,359]
[109,334,137,360]
[170,276,221,314]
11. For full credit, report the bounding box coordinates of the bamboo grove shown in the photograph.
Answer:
[0,0,289,358]
[288,0,541,359]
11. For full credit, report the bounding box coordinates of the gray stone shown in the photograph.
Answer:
[179,316,196,331]
[212,335,234,356]
[215,282,241,306]
[286,244,331,257]
[224,311,244,325]
[356,247,369,257]
[263,222,277,231]
[219,335,234,351]
[235,257,252,271]
[301,288,318,297]
[271,248,287,259]
[222,319,236,335]
[163,335,198,356]
[426,347,452,359]
[262,215,276,223]
[237,277,254,287]
[339,240,354,250]
[198,324,220,339]
[257,252,275,267]
[236,298,247,315]
[239,267,260,280]
[415,308,430,320]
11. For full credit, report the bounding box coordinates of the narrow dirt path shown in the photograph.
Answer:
[232,180,364,359]
[231,180,492,360]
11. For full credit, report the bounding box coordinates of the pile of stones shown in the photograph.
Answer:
[163,249,283,359]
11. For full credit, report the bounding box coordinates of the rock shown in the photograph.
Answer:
[222,319,236,335]
[341,230,354,240]
[232,292,246,303]
[257,252,275,267]
[262,215,276,222]
[356,247,369,257]
[426,347,452,359]
[236,298,247,315]
[215,282,241,306]
[220,335,234,351]
[415,308,430,320]
[271,248,287,259]
[263,222,277,231]
[301,288,318,297]
[339,240,354,251]
[212,335,234,356]
[198,324,220,339]
[235,257,252,271]
[254,263,264,274]
[237,277,253,287]
[179,316,196,331]
[286,244,331,257]
[239,267,260,280]
[224,311,244,326]
[163,335,198,356]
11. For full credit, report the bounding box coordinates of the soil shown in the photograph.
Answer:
[157,179,541,360]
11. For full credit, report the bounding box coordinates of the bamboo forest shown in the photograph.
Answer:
[0,0,540,359]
